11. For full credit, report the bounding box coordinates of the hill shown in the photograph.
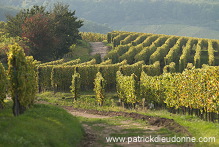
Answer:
[105,31,219,72]
[79,19,112,34]
[116,24,219,40]
[1,0,219,38]
[0,6,18,21]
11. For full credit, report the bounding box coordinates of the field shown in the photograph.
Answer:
[105,31,219,68]
[1,31,219,146]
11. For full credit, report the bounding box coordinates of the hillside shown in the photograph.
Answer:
[0,6,18,21]
[0,7,112,34]
[116,24,219,40]
[1,0,219,38]
[79,19,112,34]
[1,30,219,146]
[105,31,219,72]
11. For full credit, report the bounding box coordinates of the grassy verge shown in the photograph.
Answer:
[0,101,84,147]
[65,40,92,62]
[37,91,219,147]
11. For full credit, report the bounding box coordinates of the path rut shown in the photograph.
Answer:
[64,107,193,147]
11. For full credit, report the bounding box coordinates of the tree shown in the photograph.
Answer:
[50,3,83,59]
[22,13,56,61]
[5,6,47,37]
[5,4,83,61]
[7,43,38,116]
[5,6,53,61]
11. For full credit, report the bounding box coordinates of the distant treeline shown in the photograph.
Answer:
[0,0,219,30]
[1,0,219,33]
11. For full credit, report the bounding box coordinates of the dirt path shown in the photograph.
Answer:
[64,107,193,147]
[90,42,109,59]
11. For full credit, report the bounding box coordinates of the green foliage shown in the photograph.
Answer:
[51,3,83,59]
[142,61,161,76]
[186,62,195,70]
[38,58,79,92]
[77,65,99,90]
[140,66,219,114]
[179,38,197,72]
[70,71,81,101]
[61,59,81,66]
[194,39,202,68]
[22,13,56,61]
[134,35,166,64]
[0,34,30,64]
[40,59,66,66]
[63,40,91,62]
[140,71,166,105]
[99,60,127,91]
[51,65,76,92]
[100,59,112,65]
[7,43,38,116]
[131,34,148,46]
[119,45,141,64]
[164,37,187,65]
[35,31,219,97]
[80,32,107,42]
[0,62,7,109]
[119,61,144,80]
[92,54,102,64]
[113,32,131,47]
[37,91,219,147]
[107,31,128,44]
[149,36,178,64]
[105,31,219,73]
[79,58,96,65]
[37,65,54,92]
[116,71,139,105]
[164,67,219,114]
[163,62,176,73]
[94,72,106,106]
[51,59,97,92]
[120,33,140,45]
[41,59,128,93]
[104,44,130,63]
[208,40,215,66]
[6,5,47,37]
[25,56,38,106]
[5,4,83,61]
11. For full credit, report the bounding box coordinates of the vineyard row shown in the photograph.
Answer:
[105,31,219,72]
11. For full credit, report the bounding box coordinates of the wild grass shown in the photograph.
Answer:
[0,101,84,147]
[64,40,92,62]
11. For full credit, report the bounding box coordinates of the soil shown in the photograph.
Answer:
[63,106,194,147]
[90,42,109,59]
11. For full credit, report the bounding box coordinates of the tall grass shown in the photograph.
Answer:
[0,102,84,147]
